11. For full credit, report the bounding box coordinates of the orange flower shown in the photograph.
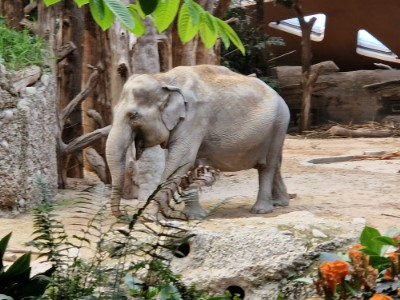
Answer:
[319,260,350,291]
[369,293,393,300]
[386,252,400,266]
[392,233,400,242]
[384,268,393,280]
[349,244,369,265]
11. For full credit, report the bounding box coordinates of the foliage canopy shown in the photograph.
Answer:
[44,0,245,54]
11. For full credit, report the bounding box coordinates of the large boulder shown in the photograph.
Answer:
[0,73,57,215]
[171,211,363,299]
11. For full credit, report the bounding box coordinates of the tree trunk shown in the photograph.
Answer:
[0,1,24,30]
[293,0,317,133]
[80,7,112,183]
[57,1,84,183]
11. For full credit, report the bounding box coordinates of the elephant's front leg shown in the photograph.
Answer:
[161,142,207,219]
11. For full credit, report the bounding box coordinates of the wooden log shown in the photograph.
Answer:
[354,151,400,160]
[64,125,111,154]
[87,109,105,128]
[85,148,107,182]
[327,125,393,138]
[10,65,41,93]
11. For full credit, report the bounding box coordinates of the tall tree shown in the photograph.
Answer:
[275,0,318,132]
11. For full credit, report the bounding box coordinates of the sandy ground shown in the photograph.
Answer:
[1,136,400,252]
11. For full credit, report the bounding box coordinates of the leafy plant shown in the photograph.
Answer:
[221,7,284,89]
[27,169,234,299]
[0,232,53,300]
[43,0,245,54]
[0,22,45,71]
[297,226,400,300]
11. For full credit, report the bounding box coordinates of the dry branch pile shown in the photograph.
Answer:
[301,122,400,139]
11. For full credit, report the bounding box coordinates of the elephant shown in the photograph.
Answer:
[105,64,290,219]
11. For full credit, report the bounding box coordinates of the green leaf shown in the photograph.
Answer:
[145,287,159,298]
[137,0,158,15]
[0,233,11,270]
[360,226,381,245]
[74,0,89,7]
[128,3,145,18]
[374,236,398,247]
[184,0,201,25]
[125,273,143,290]
[159,284,182,300]
[127,5,146,37]
[217,20,245,55]
[199,12,218,48]
[89,0,115,31]
[360,226,383,255]
[104,0,135,30]
[177,3,199,43]
[344,281,357,297]
[369,255,391,271]
[44,0,61,6]
[215,19,230,49]
[153,0,180,32]
[3,253,31,278]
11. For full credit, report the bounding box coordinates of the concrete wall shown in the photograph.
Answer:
[0,74,57,216]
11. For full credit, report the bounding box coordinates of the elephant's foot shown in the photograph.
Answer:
[250,202,274,214]
[273,197,290,207]
[183,206,208,220]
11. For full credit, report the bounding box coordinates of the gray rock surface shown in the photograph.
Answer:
[171,211,362,299]
[0,74,57,215]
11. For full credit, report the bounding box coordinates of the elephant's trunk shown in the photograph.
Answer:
[106,123,135,218]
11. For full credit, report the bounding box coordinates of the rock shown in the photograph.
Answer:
[352,217,366,226]
[312,229,328,238]
[0,74,57,214]
[40,74,50,86]
[0,109,13,123]
[171,211,362,300]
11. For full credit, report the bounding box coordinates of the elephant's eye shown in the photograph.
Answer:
[127,111,139,120]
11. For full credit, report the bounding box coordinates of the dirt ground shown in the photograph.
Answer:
[1,136,400,251]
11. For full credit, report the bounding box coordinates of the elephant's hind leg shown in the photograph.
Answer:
[250,163,275,214]
[272,160,289,207]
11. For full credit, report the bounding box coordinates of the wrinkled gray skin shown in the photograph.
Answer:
[106,65,290,218]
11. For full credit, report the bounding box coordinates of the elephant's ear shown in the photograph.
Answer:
[161,85,187,131]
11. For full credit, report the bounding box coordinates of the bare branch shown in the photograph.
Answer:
[61,67,99,128]
[64,125,111,154]
[19,18,39,34]
[55,41,77,61]
[23,2,37,14]
[267,50,296,63]
[87,109,105,128]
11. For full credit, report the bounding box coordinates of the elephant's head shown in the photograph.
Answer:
[106,74,187,217]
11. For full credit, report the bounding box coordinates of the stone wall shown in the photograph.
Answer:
[276,62,400,126]
[0,74,57,216]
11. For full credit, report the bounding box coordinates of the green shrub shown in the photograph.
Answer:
[27,173,235,299]
[0,21,45,71]
[221,7,285,89]
[0,232,53,300]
